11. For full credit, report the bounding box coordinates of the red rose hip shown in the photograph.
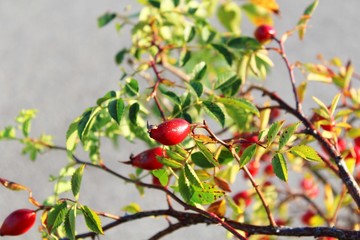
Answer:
[148,118,190,146]
[123,147,165,170]
[0,209,36,236]
[254,24,276,43]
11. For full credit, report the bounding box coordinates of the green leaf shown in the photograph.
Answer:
[64,207,76,240]
[239,144,256,168]
[211,43,233,66]
[217,97,259,116]
[98,12,116,28]
[47,201,68,233]
[184,164,203,188]
[195,141,219,167]
[125,79,139,97]
[152,169,169,186]
[189,80,203,97]
[266,120,284,146]
[96,90,116,106]
[184,25,196,42]
[179,49,191,67]
[191,152,214,168]
[156,156,183,168]
[190,183,225,204]
[81,205,104,234]
[289,145,322,162]
[159,88,181,104]
[16,109,37,137]
[278,122,300,151]
[108,98,125,124]
[203,101,225,127]
[190,61,207,81]
[297,0,319,40]
[0,126,16,140]
[71,165,85,200]
[227,37,261,51]
[121,203,141,214]
[115,48,128,65]
[148,0,161,8]
[178,169,193,203]
[272,153,288,182]
[129,103,140,126]
[217,1,241,34]
[77,107,101,142]
[165,149,186,161]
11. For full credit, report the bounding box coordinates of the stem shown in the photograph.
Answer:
[273,37,302,113]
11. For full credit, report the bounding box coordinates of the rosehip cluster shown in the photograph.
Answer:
[0,209,36,236]
[232,190,252,207]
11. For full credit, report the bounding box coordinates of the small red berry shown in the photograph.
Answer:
[264,164,274,176]
[254,24,276,43]
[148,118,190,146]
[244,160,260,178]
[0,209,36,236]
[301,210,315,225]
[337,138,347,152]
[123,147,164,170]
[269,108,281,122]
[354,136,360,146]
[300,178,319,198]
[232,190,252,207]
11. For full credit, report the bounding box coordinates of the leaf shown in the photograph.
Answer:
[297,81,307,103]
[190,61,207,81]
[148,0,161,8]
[184,25,196,42]
[195,141,219,167]
[239,144,257,168]
[0,178,29,191]
[71,165,85,200]
[98,12,116,28]
[125,79,139,96]
[214,176,231,192]
[191,152,214,168]
[179,49,191,67]
[64,208,76,240]
[152,169,169,186]
[217,97,259,116]
[329,93,341,116]
[266,120,284,146]
[77,108,100,142]
[108,98,125,124]
[159,88,181,104]
[211,44,233,66]
[156,156,183,168]
[121,203,141,214]
[289,145,322,162]
[189,80,203,97]
[178,169,193,203]
[128,103,140,126]
[81,205,104,234]
[47,201,68,233]
[190,183,225,204]
[115,48,128,65]
[242,3,273,26]
[207,199,226,218]
[227,37,261,51]
[184,164,203,188]
[96,90,116,106]
[278,122,300,151]
[297,0,319,40]
[217,2,241,34]
[203,101,225,127]
[250,0,280,14]
[272,153,288,181]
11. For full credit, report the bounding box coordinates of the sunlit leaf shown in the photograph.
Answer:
[81,205,104,234]
[203,101,225,127]
[71,165,85,200]
[239,144,256,168]
[272,153,288,181]
[297,0,319,40]
[289,145,322,162]
[278,122,300,151]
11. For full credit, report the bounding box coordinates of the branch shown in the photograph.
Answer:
[249,85,360,209]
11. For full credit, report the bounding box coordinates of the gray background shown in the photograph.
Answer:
[1,0,360,239]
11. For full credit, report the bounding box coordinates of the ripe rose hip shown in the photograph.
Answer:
[254,24,276,43]
[0,209,36,236]
[300,178,319,198]
[232,190,252,207]
[148,118,190,146]
[264,164,274,176]
[123,147,164,170]
[243,160,260,179]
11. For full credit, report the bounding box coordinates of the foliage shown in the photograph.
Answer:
[1,0,360,239]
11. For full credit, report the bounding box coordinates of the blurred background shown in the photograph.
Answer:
[1,0,360,239]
